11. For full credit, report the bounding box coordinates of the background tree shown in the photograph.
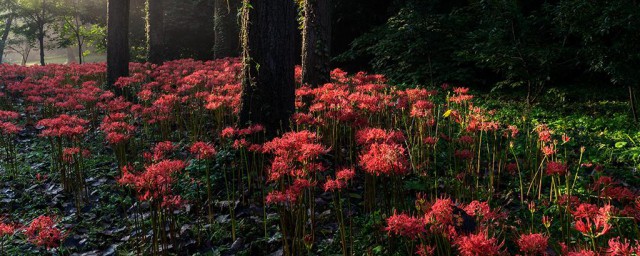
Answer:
[145,0,164,63]
[213,0,240,58]
[106,0,130,87]
[239,0,296,137]
[301,0,331,86]
[0,0,16,63]
[553,0,640,122]
[15,0,57,66]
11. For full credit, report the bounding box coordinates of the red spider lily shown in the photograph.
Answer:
[415,244,435,256]
[100,113,136,145]
[189,142,217,160]
[355,128,405,145]
[24,216,64,249]
[335,168,355,181]
[37,114,89,139]
[262,130,329,181]
[425,197,455,227]
[62,147,91,163]
[545,161,567,176]
[0,111,19,121]
[118,160,186,205]
[410,100,435,118]
[0,223,15,237]
[359,142,409,176]
[566,249,597,256]
[0,121,22,135]
[323,178,346,192]
[455,230,504,256]
[384,211,426,240]
[572,203,612,238]
[536,125,552,143]
[152,141,176,161]
[542,145,556,157]
[607,237,640,255]
[517,233,548,255]
[454,149,473,160]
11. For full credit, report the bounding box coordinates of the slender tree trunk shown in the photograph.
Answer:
[77,39,83,64]
[239,0,296,138]
[301,0,331,87]
[214,0,241,58]
[107,0,131,88]
[146,0,164,64]
[0,15,13,64]
[38,29,45,66]
[630,86,638,123]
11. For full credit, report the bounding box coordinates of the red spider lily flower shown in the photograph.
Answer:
[335,168,355,181]
[517,233,548,255]
[37,114,89,139]
[416,244,435,256]
[455,230,504,256]
[152,141,176,161]
[454,149,473,161]
[536,125,552,143]
[355,128,405,145]
[118,160,186,202]
[0,223,15,237]
[562,134,571,144]
[0,121,22,135]
[453,87,470,94]
[410,100,435,118]
[385,211,426,240]
[262,131,329,181]
[545,161,567,176]
[323,178,346,192]
[541,145,556,157]
[266,191,295,205]
[220,127,236,138]
[62,147,91,163]
[24,215,64,249]
[573,204,612,238]
[190,142,217,160]
[607,237,640,256]
[425,197,455,227]
[567,249,597,256]
[0,110,19,121]
[100,113,136,145]
[359,142,409,176]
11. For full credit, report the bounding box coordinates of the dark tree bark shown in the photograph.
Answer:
[213,0,241,58]
[301,0,331,87]
[0,14,13,64]
[37,27,45,66]
[38,0,46,66]
[146,0,164,64]
[107,0,131,88]
[239,0,296,138]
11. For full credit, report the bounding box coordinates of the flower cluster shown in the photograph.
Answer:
[37,114,89,139]
[24,216,64,249]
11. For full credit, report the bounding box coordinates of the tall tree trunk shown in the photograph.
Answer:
[146,0,164,64]
[107,0,131,88]
[301,0,331,87]
[214,0,241,58]
[239,0,296,138]
[38,29,45,66]
[0,14,13,64]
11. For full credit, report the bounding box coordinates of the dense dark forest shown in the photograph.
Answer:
[0,0,639,255]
